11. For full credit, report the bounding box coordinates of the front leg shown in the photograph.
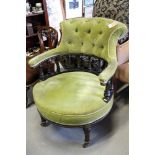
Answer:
[38,112,49,127]
[82,125,91,148]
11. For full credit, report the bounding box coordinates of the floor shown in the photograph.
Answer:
[26,88,129,155]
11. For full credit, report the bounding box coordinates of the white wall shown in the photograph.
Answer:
[46,0,64,40]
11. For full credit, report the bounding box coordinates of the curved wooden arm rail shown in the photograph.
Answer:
[32,53,113,104]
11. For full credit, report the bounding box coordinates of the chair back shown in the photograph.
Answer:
[37,26,58,53]
[59,18,127,62]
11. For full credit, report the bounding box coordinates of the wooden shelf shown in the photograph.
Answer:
[26,33,38,38]
[26,12,44,17]
[26,0,49,50]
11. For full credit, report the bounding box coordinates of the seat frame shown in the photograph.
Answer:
[34,53,114,147]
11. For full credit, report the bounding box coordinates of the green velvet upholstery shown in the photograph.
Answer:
[29,18,127,126]
[33,72,113,125]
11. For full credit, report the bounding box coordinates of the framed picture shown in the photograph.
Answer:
[65,0,83,19]
[84,0,94,6]
[84,5,93,18]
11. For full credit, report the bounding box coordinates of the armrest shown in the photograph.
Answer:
[99,60,117,103]
[98,59,118,85]
[28,46,66,68]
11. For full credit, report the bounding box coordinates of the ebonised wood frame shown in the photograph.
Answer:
[33,53,114,147]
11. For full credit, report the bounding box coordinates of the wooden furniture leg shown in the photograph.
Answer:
[39,112,49,127]
[83,125,91,148]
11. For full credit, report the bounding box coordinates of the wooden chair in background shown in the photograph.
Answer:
[26,26,58,108]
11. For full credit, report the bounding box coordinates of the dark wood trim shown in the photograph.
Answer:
[39,112,49,127]
[42,0,49,26]
[103,79,114,103]
[82,125,91,148]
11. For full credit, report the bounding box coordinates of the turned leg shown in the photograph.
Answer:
[38,112,49,127]
[82,125,91,148]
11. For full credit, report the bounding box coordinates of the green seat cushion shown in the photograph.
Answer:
[33,72,113,126]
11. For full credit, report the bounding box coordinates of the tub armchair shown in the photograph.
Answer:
[28,18,127,147]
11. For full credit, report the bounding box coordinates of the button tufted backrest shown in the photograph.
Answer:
[59,18,127,62]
